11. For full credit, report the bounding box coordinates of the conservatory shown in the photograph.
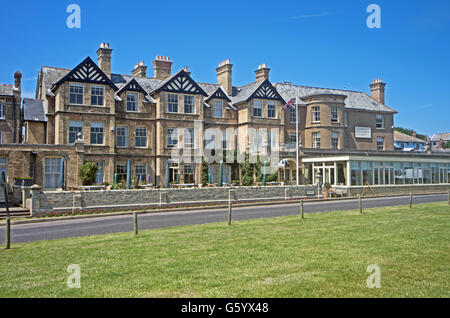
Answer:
[302,154,450,187]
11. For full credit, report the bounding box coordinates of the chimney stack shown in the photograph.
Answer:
[216,59,233,96]
[412,131,417,138]
[132,61,147,77]
[153,56,172,80]
[97,42,112,78]
[370,78,386,105]
[255,63,270,82]
[14,70,22,90]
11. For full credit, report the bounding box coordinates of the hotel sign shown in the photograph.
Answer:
[355,127,372,139]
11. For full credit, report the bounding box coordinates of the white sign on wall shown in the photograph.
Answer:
[355,126,372,139]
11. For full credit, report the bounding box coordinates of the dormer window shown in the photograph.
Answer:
[69,83,84,105]
[126,93,138,112]
[91,86,104,106]
[184,95,194,114]
[213,100,223,118]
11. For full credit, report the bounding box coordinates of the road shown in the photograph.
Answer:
[0,194,447,244]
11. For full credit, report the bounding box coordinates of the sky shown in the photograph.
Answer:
[0,0,449,136]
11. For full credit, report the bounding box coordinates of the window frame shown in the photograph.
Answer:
[267,102,276,118]
[167,128,178,148]
[376,115,384,129]
[331,107,338,123]
[253,100,262,117]
[213,99,223,118]
[116,126,129,148]
[167,94,179,113]
[376,136,385,151]
[332,132,339,150]
[312,106,320,123]
[69,83,84,105]
[135,163,147,182]
[126,92,138,112]
[184,95,195,114]
[90,122,104,145]
[44,157,62,189]
[312,132,321,149]
[184,128,194,149]
[68,121,83,144]
[91,85,104,106]
[95,161,104,184]
[135,127,147,148]
[115,163,128,182]
[289,108,296,123]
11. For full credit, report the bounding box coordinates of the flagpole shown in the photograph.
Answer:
[295,97,300,186]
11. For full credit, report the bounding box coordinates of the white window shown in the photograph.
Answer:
[126,93,138,112]
[91,86,104,106]
[69,84,84,105]
[44,158,62,189]
[184,95,194,114]
[117,126,129,147]
[331,107,338,123]
[167,94,178,113]
[0,103,3,118]
[183,164,195,183]
[313,132,321,149]
[376,115,384,129]
[167,128,178,147]
[184,128,194,149]
[289,108,296,123]
[90,122,104,145]
[312,106,320,123]
[68,121,82,143]
[95,161,104,184]
[213,100,223,118]
[135,127,147,148]
[377,137,384,151]
[253,100,262,117]
[268,102,276,118]
[135,163,147,182]
[332,132,339,150]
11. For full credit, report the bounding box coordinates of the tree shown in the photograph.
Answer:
[241,155,254,186]
[201,159,209,187]
[394,127,427,141]
[78,162,98,186]
[445,141,450,149]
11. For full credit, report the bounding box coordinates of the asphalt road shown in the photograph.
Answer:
[0,194,447,244]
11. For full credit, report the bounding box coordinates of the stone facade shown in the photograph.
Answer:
[11,43,397,189]
[0,72,22,145]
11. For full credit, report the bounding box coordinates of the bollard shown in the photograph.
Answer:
[358,194,362,214]
[133,212,138,236]
[300,199,304,219]
[227,190,232,226]
[5,218,10,250]
[409,192,413,209]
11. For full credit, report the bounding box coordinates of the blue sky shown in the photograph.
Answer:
[0,0,449,135]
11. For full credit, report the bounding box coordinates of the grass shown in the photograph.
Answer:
[0,202,449,298]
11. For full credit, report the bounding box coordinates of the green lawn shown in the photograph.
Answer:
[0,202,449,298]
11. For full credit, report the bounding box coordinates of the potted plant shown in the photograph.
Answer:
[13,176,33,187]
[323,182,332,198]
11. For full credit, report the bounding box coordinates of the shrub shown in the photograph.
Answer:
[79,162,98,186]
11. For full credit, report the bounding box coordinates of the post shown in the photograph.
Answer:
[262,161,267,186]
[133,212,138,236]
[409,192,413,209]
[300,199,304,219]
[227,189,232,226]
[218,161,223,187]
[295,98,300,186]
[2,171,10,249]
[358,194,362,214]
[126,159,132,189]
[113,173,117,189]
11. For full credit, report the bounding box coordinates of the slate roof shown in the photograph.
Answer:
[0,85,15,96]
[431,133,450,141]
[23,98,47,122]
[394,131,426,143]
[275,83,396,113]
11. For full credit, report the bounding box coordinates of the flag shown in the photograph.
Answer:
[282,97,296,110]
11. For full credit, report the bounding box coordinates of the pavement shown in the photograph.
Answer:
[0,193,447,244]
